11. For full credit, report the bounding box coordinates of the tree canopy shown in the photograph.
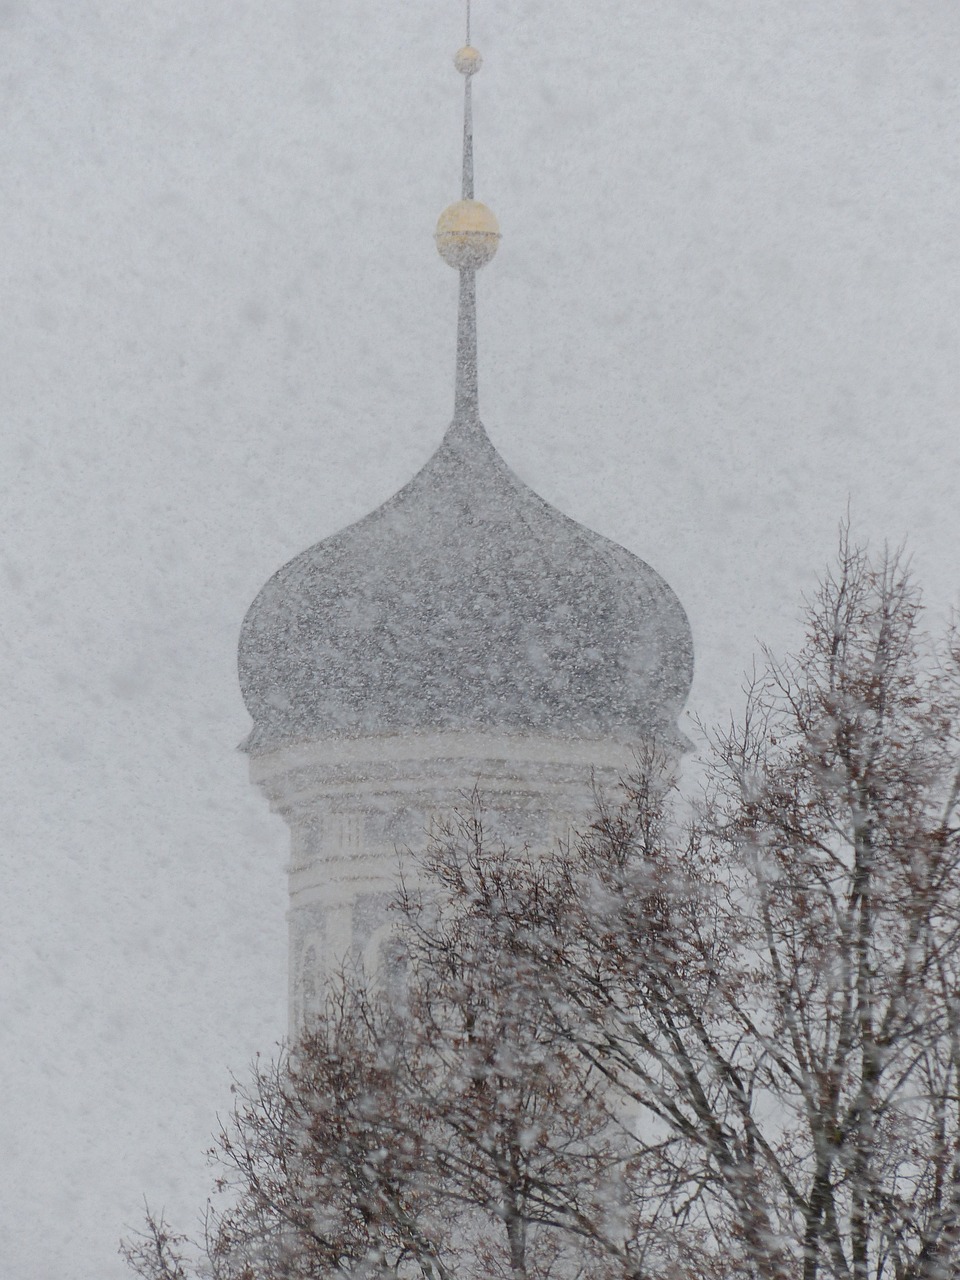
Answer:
[124,536,960,1280]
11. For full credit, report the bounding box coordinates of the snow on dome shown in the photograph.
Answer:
[238,417,693,753]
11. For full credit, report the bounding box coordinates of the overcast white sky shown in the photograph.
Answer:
[2,2,958,1276]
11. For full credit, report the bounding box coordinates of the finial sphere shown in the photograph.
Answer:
[454,45,483,75]
[436,200,500,269]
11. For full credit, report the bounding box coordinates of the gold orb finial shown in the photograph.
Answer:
[454,45,482,76]
[435,199,500,269]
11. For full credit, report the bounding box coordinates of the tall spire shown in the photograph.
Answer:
[435,1,500,423]
[461,1,474,201]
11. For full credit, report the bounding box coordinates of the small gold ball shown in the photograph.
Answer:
[435,199,500,269]
[453,45,483,76]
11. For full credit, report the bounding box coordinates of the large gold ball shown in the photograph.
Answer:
[435,200,500,269]
[454,45,482,75]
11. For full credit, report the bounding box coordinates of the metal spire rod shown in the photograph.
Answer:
[435,0,499,424]
[454,266,478,420]
[457,0,477,419]
[462,45,474,199]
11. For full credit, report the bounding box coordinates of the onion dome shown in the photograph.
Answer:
[238,417,692,752]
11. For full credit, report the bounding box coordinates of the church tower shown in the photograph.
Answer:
[237,9,693,1032]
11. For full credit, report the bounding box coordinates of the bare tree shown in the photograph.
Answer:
[124,535,960,1280]
[120,1207,189,1280]
[499,534,960,1280]
[392,806,638,1280]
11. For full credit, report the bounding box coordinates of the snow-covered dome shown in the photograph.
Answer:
[238,415,693,754]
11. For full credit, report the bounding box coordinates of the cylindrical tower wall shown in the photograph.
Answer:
[248,730,654,1033]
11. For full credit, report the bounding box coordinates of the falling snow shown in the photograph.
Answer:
[2,2,959,1278]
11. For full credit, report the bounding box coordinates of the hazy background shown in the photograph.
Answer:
[2,1,958,1275]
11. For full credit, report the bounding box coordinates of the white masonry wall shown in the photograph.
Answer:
[248,730,649,1034]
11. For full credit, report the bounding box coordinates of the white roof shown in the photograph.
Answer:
[238,415,693,753]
